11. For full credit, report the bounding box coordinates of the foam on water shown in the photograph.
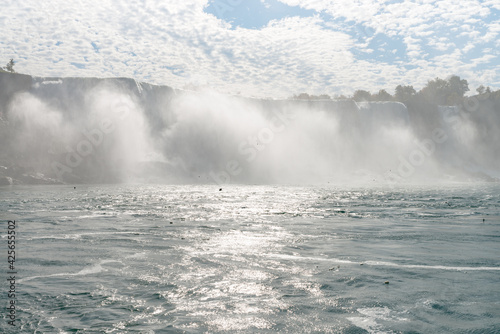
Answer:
[19,259,123,283]
[268,255,500,271]
[363,261,500,271]
[348,307,409,334]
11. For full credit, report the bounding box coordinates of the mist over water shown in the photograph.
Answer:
[1,75,499,185]
[1,75,500,332]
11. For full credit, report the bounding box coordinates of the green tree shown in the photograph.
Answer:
[477,85,492,95]
[420,77,448,104]
[352,90,372,102]
[294,93,311,100]
[4,59,15,73]
[446,75,469,104]
[394,85,416,102]
[372,89,392,101]
[420,75,469,105]
[292,93,331,100]
[447,75,469,97]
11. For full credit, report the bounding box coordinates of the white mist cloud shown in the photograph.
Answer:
[153,92,444,184]
[5,82,154,183]
[3,81,498,184]
[8,92,73,156]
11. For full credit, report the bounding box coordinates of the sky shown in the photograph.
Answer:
[1,0,499,98]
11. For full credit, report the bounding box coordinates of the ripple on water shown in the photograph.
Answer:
[2,184,499,333]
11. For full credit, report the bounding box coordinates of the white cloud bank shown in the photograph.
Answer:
[0,0,498,97]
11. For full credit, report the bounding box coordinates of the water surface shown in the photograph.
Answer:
[1,183,499,333]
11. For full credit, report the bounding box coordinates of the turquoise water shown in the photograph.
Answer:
[1,184,499,333]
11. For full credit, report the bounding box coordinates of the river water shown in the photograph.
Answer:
[1,183,499,333]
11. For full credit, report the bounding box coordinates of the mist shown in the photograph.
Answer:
[0,73,498,185]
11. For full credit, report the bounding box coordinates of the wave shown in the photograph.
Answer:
[267,254,500,271]
[19,259,123,283]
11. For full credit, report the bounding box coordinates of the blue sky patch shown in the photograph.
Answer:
[205,0,317,29]
[162,65,186,76]
[91,41,100,53]
[70,62,86,69]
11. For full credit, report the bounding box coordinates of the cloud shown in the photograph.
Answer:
[0,0,498,97]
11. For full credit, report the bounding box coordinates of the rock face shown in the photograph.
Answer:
[0,165,62,185]
[0,72,32,113]
[0,73,178,185]
[0,72,499,185]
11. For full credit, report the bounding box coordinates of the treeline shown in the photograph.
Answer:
[2,58,498,108]
[1,59,15,73]
[292,75,500,106]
